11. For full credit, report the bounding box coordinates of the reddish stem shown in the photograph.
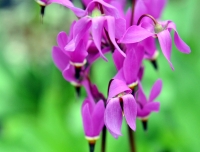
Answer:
[137,14,158,26]
[128,125,136,152]
[130,0,136,26]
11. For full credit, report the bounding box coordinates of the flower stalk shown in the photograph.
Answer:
[35,0,191,151]
[101,125,107,152]
[128,125,136,152]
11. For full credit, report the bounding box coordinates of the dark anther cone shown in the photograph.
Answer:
[151,60,158,71]
[75,67,81,80]
[89,142,95,152]
[75,86,81,97]
[40,5,45,23]
[131,85,138,96]
[142,119,148,131]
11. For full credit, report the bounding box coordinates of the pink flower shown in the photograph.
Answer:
[104,79,137,138]
[82,99,105,139]
[118,20,191,70]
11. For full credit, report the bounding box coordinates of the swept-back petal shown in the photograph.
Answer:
[123,49,138,84]
[142,37,157,58]
[174,32,191,54]
[157,30,174,70]
[125,8,131,27]
[68,36,88,63]
[92,100,105,136]
[52,46,69,71]
[81,103,93,137]
[87,46,110,64]
[106,16,126,57]
[123,94,137,131]
[145,0,167,19]
[86,0,119,18]
[167,21,191,54]
[115,18,126,39]
[49,0,86,17]
[108,79,131,98]
[137,82,147,105]
[113,69,125,81]
[62,64,76,82]
[82,99,95,117]
[112,49,125,71]
[134,0,147,25]
[124,47,144,84]
[57,31,68,49]
[145,102,160,112]
[118,25,154,44]
[73,17,92,46]
[64,39,75,52]
[104,98,122,137]
[149,79,162,102]
[92,17,107,60]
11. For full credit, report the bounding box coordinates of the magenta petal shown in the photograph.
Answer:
[143,37,157,58]
[113,69,125,81]
[115,18,126,39]
[145,0,167,19]
[92,100,105,136]
[67,35,88,63]
[138,82,147,105]
[123,48,144,84]
[149,79,162,102]
[73,17,91,45]
[134,0,147,25]
[106,16,126,57]
[123,94,137,131]
[57,31,68,49]
[174,32,191,54]
[62,65,75,82]
[87,46,110,64]
[123,49,138,84]
[112,49,125,71]
[118,25,154,44]
[92,17,107,61]
[108,79,131,98]
[82,103,93,137]
[86,0,119,18]
[167,21,191,54]
[104,98,122,137]
[157,30,174,70]
[49,0,86,17]
[125,8,131,28]
[52,46,69,71]
[64,39,75,52]
[145,102,160,112]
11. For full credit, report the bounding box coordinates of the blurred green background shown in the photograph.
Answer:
[0,0,200,152]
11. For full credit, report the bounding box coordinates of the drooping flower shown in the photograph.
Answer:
[52,46,83,86]
[81,99,105,141]
[104,79,137,138]
[35,0,86,17]
[118,19,191,69]
[64,14,126,61]
[136,79,162,130]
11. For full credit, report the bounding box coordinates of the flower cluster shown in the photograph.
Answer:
[36,0,191,151]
